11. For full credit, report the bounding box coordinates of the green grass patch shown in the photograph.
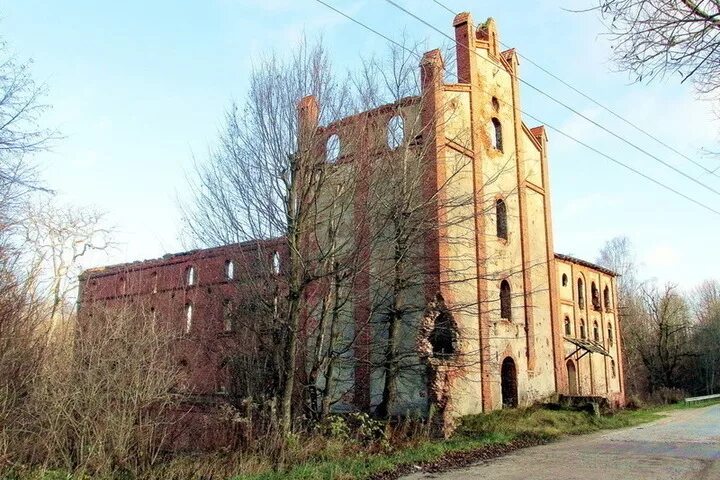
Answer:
[457,405,663,442]
[234,399,717,480]
[234,404,679,480]
[651,397,720,411]
[233,432,512,480]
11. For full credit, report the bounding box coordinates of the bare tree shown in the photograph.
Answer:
[0,38,60,463]
[185,29,522,432]
[593,0,720,100]
[689,279,720,394]
[634,283,696,391]
[596,236,639,297]
[0,39,57,242]
[596,236,649,396]
[21,204,113,325]
[183,37,359,435]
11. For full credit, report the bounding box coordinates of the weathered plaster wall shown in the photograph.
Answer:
[555,256,624,405]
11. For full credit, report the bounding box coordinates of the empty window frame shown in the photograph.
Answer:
[185,266,196,286]
[490,117,503,151]
[225,260,235,280]
[561,273,568,287]
[593,321,600,342]
[326,134,340,163]
[604,285,612,310]
[591,282,601,310]
[185,303,193,334]
[580,319,586,339]
[500,280,512,320]
[272,251,281,275]
[387,115,404,149]
[564,316,571,336]
[577,277,585,308]
[496,198,508,240]
[223,299,233,332]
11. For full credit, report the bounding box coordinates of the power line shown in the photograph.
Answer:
[521,112,720,216]
[311,0,720,217]
[382,0,720,199]
[430,0,720,180]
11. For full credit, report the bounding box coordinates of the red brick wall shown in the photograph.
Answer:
[78,239,287,396]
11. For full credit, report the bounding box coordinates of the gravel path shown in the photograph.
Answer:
[402,404,720,480]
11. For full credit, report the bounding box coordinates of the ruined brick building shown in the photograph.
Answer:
[79,13,625,426]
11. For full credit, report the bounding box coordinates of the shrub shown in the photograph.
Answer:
[647,387,686,405]
[317,412,388,448]
[1,305,182,479]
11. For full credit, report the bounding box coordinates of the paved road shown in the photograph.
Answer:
[404,404,720,480]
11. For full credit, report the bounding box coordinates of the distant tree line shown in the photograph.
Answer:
[597,236,720,402]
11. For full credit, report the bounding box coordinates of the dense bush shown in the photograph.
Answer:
[0,306,181,478]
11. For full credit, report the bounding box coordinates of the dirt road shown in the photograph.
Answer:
[403,404,720,480]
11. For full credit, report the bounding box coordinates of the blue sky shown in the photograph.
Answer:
[3,0,719,289]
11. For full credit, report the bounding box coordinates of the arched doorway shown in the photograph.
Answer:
[501,357,518,408]
[566,359,578,395]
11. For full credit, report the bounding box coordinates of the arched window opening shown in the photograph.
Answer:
[577,278,585,308]
[496,199,508,240]
[223,299,233,332]
[151,271,158,294]
[567,359,578,395]
[225,260,234,280]
[490,117,503,151]
[561,273,568,287]
[326,134,340,163]
[604,285,611,310]
[429,310,457,357]
[118,276,126,295]
[580,319,586,339]
[591,282,600,310]
[186,266,196,287]
[492,96,500,111]
[501,357,518,408]
[593,321,600,342]
[564,316,572,336]
[185,303,193,334]
[272,251,281,275]
[611,359,617,378]
[387,115,404,149]
[500,280,512,320]
[607,323,614,346]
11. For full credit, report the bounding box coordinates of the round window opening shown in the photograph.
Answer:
[326,134,340,163]
[386,115,404,149]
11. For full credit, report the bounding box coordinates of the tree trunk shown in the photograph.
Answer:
[377,233,405,419]
[376,306,400,418]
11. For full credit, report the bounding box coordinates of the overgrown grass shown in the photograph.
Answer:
[457,405,661,441]
[17,399,720,480]
[232,432,512,480]
[233,399,720,480]
[647,397,720,411]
